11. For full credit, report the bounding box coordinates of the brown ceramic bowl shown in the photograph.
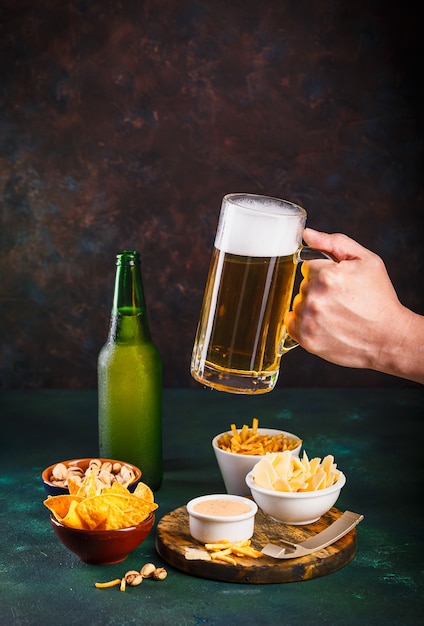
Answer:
[41,458,142,496]
[50,513,155,564]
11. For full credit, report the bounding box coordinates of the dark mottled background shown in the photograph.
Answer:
[1,0,423,389]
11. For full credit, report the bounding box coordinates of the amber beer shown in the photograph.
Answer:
[191,193,307,394]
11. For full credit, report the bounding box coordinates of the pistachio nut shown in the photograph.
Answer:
[140,563,156,578]
[125,570,143,586]
[153,567,168,581]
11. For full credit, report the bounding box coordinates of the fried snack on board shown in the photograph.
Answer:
[44,471,157,530]
[204,539,263,565]
[217,417,301,456]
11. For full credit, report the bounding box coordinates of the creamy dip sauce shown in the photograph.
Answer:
[193,499,251,517]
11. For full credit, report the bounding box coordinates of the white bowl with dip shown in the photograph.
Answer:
[186,494,258,543]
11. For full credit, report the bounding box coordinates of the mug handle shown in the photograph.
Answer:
[296,246,335,263]
[281,246,335,353]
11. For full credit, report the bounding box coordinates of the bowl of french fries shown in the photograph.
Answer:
[212,419,302,496]
[246,450,346,525]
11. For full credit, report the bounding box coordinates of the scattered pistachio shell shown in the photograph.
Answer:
[153,567,168,581]
[140,563,156,578]
[125,571,143,586]
[94,563,167,592]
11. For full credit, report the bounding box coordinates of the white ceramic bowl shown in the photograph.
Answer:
[212,428,302,496]
[245,471,346,525]
[186,494,258,543]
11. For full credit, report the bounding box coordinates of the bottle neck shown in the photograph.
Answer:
[108,251,152,343]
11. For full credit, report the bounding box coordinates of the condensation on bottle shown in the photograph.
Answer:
[98,251,163,491]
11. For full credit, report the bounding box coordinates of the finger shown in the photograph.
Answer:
[284,310,298,340]
[303,228,367,261]
[300,261,309,280]
[291,291,303,312]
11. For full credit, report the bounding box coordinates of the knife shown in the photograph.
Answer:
[261,510,364,559]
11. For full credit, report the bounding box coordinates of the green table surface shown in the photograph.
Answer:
[0,388,423,626]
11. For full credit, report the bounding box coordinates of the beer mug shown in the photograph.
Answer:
[190,193,331,394]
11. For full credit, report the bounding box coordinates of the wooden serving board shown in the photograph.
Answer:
[155,505,358,584]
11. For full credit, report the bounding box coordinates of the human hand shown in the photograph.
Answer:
[285,228,407,372]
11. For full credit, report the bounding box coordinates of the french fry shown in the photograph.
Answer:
[210,553,237,566]
[218,419,301,456]
[240,424,250,442]
[216,555,237,565]
[204,539,262,564]
[205,541,231,550]
[231,545,263,558]
[95,579,122,588]
[210,548,233,557]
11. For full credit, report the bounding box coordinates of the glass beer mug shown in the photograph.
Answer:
[190,193,331,394]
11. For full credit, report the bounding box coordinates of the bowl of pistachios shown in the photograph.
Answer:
[41,458,142,496]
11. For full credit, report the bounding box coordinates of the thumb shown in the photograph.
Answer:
[303,228,367,262]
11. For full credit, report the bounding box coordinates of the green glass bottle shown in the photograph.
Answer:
[98,251,163,491]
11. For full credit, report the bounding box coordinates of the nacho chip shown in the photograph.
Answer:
[76,470,98,498]
[43,473,158,530]
[133,481,155,503]
[75,494,131,530]
[67,477,80,495]
[60,499,86,529]
[115,502,157,528]
[43,494,84,519]
[106,481,130,495]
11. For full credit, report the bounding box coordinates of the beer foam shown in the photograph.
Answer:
[215,195,306,257]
